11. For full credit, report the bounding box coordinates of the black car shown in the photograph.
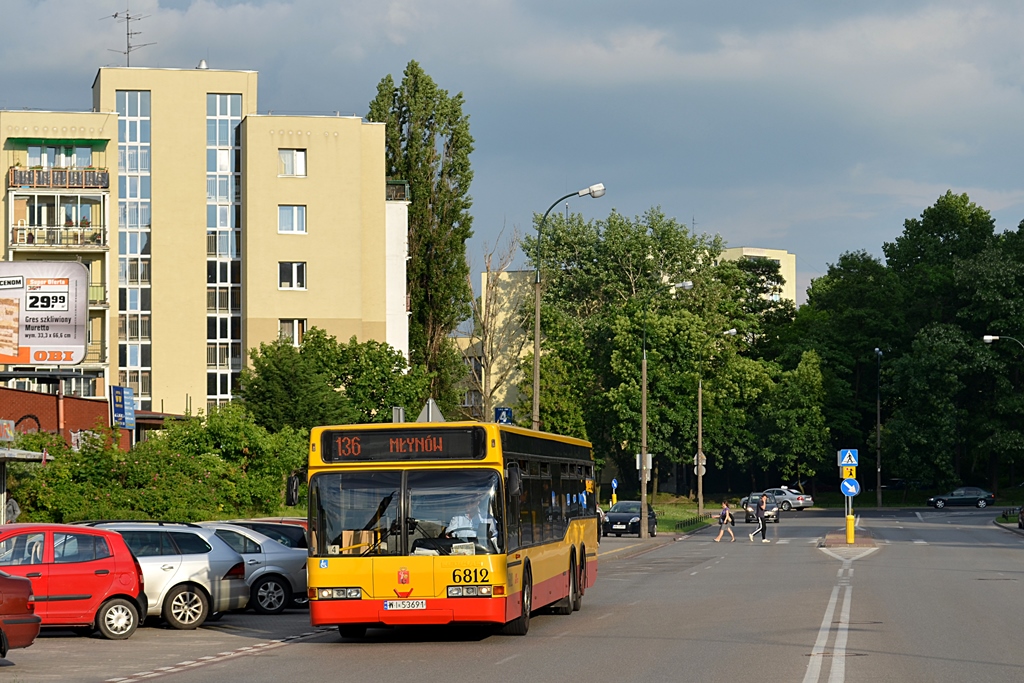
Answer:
[741,492,780,523]
[602,501,657,537]
[927,488,995,509]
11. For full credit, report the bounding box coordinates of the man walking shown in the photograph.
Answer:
[749,493,769,543]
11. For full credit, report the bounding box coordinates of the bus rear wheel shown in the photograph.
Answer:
[572,552,585,612]
[502,566,531,635]
[553,557,576,615]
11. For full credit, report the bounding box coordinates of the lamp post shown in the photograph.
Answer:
[875,348,883,508]
[983,334,1024,351]
[639,280,693,539]
[532,183,606,431]
[696,328,737,517]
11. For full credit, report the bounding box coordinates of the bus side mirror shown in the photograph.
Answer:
[507,465,521,497]
[285,474,301,507]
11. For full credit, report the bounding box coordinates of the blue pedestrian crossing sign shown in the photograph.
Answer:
[841,478,861,497]
[837,449,859,467]
[495,407,513,424]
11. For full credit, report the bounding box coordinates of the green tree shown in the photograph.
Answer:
[368,60,475,413]
[236,335,355,432]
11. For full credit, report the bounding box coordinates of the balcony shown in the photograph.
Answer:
[9,167,109,190]
[10,225,106,249]
[84,341,107,365]
[88,283,107,307]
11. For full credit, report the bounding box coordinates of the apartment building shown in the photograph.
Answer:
[718,246,797,303]
[2,64,408,413]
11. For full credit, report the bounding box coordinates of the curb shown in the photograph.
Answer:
[993,519,1024,538]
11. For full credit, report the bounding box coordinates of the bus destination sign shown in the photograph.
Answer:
[321,428,485,462]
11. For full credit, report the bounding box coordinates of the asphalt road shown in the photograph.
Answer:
[3,508,1022,682]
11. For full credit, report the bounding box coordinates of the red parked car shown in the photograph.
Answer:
[0,524,146,639]
[0,570,40,657]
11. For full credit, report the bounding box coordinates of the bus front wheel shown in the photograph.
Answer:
[502,566,531,635]
[338,625,367,639]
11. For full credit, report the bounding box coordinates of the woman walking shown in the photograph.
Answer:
[714,501,735,542]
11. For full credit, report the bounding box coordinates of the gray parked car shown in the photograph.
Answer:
[89,522,249,629]
[198,523,308,614]
[763,487,814,511]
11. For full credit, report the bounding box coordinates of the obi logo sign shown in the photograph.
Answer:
[0,262,88,366]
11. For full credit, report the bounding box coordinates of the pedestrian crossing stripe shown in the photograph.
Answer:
[840,452,857,465]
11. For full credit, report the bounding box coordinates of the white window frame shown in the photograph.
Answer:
[278,205,307,234]
[279,318,306,346]
[279,262,306,290]
[278,149,306,177]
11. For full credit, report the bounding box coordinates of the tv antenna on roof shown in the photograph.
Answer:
[103,1,155,67]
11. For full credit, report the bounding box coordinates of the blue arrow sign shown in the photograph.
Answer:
[611,478,618,490]
[841,478,861,497]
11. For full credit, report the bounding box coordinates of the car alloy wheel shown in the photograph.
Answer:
[976,500,988,509]
[165,585,209,629]
[934,500,945,509]
[252,575,288,615]
[780,501,792,511]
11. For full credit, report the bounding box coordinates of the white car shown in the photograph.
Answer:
[91,522,249,629]
[199,523,308,614]
[764,487,814,511]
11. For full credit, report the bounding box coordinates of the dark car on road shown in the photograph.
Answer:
[741,493,780,523]
[602,501,657,537]
[927,487,995,509]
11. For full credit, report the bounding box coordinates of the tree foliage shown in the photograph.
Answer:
[368,60,475,413]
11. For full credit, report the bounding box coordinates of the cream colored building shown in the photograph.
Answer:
[718,246,797,303]
[2,65,407,413]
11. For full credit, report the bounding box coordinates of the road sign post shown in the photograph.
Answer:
[611,478,618,506]
[838,449,860,544]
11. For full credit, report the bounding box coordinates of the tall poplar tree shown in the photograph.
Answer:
[368,61,475,412]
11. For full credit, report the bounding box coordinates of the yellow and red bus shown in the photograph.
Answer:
[295,421,598,637]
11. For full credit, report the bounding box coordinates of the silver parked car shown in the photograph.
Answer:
[91,522,249,629]
[198,523,308,614]
[763,487,814,511]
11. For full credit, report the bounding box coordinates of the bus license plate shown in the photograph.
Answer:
[384,600,426,610]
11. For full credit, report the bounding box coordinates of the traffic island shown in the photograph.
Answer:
[820,529,877,548]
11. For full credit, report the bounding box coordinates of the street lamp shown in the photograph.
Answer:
[983,334,1024,351]
[696,328,737,517]
[532,183,606,431]
[875,348,883,508]
[639,280,693,539]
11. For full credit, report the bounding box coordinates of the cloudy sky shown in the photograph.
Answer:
[4,0,1024,302]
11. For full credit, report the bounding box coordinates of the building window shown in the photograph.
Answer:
[278,149,306,177]
[279,262,306,289]
[278,205,306,233]
[279,319,306,346]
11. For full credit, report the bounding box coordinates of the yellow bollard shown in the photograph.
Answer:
[846,514,855,544]
[611,492,617,506]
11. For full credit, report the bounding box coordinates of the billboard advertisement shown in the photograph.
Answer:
[0,261,89,365]
[110,386,136,430]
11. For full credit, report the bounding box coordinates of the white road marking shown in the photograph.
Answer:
[915,512,925,522]
[777,539,790,544]
[801,585,840,683]
[690,571,698,575]
[495,654,520,665]
[828,585,853,683]
[913,539,927,544]
[597,612,614,620]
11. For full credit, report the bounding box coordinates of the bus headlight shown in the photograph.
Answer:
[447,585,492,597]
[315,587,362,600]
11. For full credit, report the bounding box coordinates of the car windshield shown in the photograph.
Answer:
[609,502,641,514]
[309,469,504,557]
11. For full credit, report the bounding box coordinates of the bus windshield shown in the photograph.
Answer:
[310,469,504,557]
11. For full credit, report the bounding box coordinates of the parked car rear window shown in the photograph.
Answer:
[245,524,307,549]
[120,530,176,557]
[54,533,112,563]
[169,532,212,555]
[215,529,260,554]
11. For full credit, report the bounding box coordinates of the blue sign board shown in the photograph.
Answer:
[611,478,618,490]
[838,449,859,467]
[110,386,136,430]
[841,478,861,497]
[495,407,513,424]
